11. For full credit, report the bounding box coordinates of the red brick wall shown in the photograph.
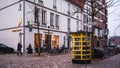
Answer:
[65,0,86,8]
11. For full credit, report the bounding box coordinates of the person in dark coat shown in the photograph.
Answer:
[27,43,33,54]
[17,42,22,56]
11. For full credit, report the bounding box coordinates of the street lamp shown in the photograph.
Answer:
[37,21,41,56]
[47,26,51,53]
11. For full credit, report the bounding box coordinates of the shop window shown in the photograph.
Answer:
[54,35,59,48]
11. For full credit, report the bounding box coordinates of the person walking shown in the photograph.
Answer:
[17,42,22,56]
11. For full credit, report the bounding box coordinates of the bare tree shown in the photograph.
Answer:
[70,0,119,58]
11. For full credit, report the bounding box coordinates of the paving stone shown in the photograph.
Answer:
[0,53,120,68]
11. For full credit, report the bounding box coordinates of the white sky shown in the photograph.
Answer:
[107,0,120,37]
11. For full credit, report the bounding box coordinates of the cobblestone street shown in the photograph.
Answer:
[0,53,120,68]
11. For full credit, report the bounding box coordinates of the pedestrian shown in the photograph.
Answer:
[27,43,33,54]
[17,42,22,56]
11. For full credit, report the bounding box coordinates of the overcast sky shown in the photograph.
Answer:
[108,0,120,37]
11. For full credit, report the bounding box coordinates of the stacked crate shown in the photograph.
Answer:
[71,31,91,63]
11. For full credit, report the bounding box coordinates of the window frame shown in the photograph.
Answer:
[42,10,47,26]
[55,14,59,29]
[50,13,54,27]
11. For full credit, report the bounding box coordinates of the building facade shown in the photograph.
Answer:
[91,0,108,48]
[0,0,108,53]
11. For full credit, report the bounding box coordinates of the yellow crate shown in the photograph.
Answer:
[71,31,91,63]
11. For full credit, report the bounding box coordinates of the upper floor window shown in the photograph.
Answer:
[88,17,92,24]
[86,7,91,15]
[50,13,54,27]
[18,3,22,11]
[67,18,71,31]
[83,14,88,23]
[77,21,79,31]
[83,25,88,31]
[53,0,57,9]
[42,10,46,26]
[68,3,70,15]
[94,28,99,36]
[55,14,59,29]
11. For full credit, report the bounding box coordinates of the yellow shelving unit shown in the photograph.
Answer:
[71,31,91,63]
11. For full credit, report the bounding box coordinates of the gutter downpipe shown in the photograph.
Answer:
[23,0,26,54]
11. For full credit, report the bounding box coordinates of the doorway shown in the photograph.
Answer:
[44,34,51,46]
[43,34,52,52]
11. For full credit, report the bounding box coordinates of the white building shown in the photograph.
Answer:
[0,0,92,53]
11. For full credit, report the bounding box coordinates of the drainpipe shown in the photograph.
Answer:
[23,0,26,54]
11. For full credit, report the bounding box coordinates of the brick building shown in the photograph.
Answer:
[66,0,108,48]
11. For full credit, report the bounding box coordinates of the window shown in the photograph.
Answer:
[95,28,99,36]
[54,35,59,48]
[42,10,46,26]
[86,7,89,13]
[83,25,88,31]
[50,13,54,27]
[55,14,59,29]
[77,21,79,31]
[53,0,57,9]
[88,17,92,23]
[99,30,103,36]
[18,3,22,11]
[86,7,91,14]
[67,18,71,30]
[83,14,88,23]
[68,3,70,15]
